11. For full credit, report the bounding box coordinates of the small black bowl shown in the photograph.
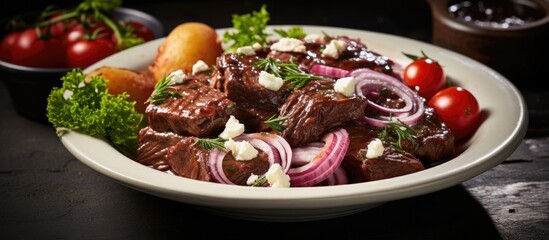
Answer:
[0,7,164,123]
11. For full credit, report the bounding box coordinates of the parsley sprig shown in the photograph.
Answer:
[379,120,416,152]
[264,115,288,133]
[194,137,226,151]
[150,74,180,105]
[223,4,269,53]
[254,58,319,89]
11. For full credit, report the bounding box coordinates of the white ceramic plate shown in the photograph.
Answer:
[61,26,527,222]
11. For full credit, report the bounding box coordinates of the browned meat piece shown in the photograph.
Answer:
[210,53,293,131]
[411,107,455,166]
[279,79,367,147]
[167,137,212,182]
[342,125,425,183]
[145,79,236,137]
[135,126,183,171]
[268,36,397,77]
[221,150,270,186]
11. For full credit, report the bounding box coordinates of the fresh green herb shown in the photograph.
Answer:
[273,26,306,39]
[223,4,270,53]
[264,115,288,133]
[46,69,144,158]
[150,74,181,105]
[379,120,416,152]
[250,175,268,186]
[194,137,226,151]
[402,50,433,62]
[35,0,144,50]
[254,57,320,89]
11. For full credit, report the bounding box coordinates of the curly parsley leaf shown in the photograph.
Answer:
[273,26,306,39]
[223,4,269,53]
[46,69,144,158]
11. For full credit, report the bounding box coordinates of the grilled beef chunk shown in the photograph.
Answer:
[222,150,270,185]
[342,125,425,183]
[145,79,236,137]
[211,53,293,131]
[410,107,455,166]
[268,36,396,77]
[279,79,367,147]
[167,137,212,182]
[135,127,183,171]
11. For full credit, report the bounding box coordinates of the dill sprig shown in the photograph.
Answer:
[254,57,319,89]
[194,137,226,151]
[379,120,416,152]
[150,74,181,105]
[264,115,288,133]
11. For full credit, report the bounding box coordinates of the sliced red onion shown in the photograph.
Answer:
[322,166,349,186]
[311,64,349,78]
[291,145,323,167]
[206,133,293,185]
[350,68,425,127]
[288,128,349,187]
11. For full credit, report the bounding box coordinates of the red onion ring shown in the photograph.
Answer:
[322,166,349,186]
[311,64,349,78]
[288,128,349,187]
[350,68,425,127]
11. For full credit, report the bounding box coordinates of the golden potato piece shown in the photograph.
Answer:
[149,22,223,82]
[87,66,155,113]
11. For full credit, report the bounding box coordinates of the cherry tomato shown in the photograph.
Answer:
[124,20,155,41]
[428,86,481,140]
[66,37,116,67]
[10,28,66,68]
[0,31,21,62]
[403,58,446,100]
[63,24,86,46]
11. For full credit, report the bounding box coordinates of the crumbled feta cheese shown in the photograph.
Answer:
[252,42,262,50]
[334,77,356,97]
[304,33,322,42]
[246,173,259,185]
[321,39,347,59]
[258,71,284,91]
[270,38,306,53]
[366,138,384,159]
[219,115,245,139]
[265,163,291,188]
[63,90,73,100]
[191,60,210,75]
[78,81,85,88]
[236,46,256,56]
[168,69,186,84]
[224,139,258,161]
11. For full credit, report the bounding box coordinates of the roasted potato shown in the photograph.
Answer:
[148,22,223,82]
[87,66,155,113]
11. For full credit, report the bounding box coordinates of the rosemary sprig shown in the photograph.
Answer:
[264,115,288,133]
[194,137,226,151]
[150,74,180,105]
[379,120,416,152]
[250,175,268,187]
[254,57,319,89]
[273,26,306,39]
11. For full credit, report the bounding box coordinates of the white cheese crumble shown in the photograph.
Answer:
[224,139,258,161]
[191,60,210,75]
[78,81,85,88]
[63,90,73,100]
[252,42,262,50]
[270,37,306,53]
[265,163,291,188]
[321,39,347,59]
[219,115,245,139]
[236,46,256,56]
[334,77,356,97]
[258,71,284,91]
[366,138,385,159]
[168,69,186,84]
[246,173,259,185]
[304,33,322,42]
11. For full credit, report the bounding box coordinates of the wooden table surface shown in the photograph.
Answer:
[1,1,548,239]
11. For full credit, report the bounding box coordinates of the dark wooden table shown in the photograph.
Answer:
[1,1,548,239]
